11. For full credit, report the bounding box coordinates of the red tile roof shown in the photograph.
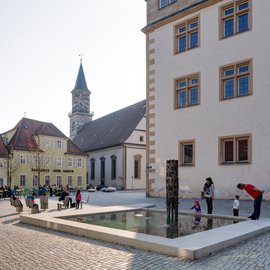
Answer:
[0,136,8,158]
[7,118,85,156]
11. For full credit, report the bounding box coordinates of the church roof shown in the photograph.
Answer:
[73,62,89,92]
[5,118,84,155]
[72,100,146,152]
[0,136,8,158]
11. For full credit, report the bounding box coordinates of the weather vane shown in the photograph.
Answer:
[78,54,84,63]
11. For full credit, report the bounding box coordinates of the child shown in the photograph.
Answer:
[191,200,201,224]
[75,189,82,209]
[233,195,240,216]
[190,200,201,213]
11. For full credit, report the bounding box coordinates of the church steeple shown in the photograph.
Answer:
[69,60,93,140]
[74,61,89,91]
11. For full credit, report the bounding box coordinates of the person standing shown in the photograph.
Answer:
[233,195,240,216]
[75,189,82,209]
[203,177,215,214]
[237,183,264,220]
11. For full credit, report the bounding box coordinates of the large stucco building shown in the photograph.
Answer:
[0,118,87,189]
[143,0,270,199]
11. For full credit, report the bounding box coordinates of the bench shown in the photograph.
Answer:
[10,197,23,213]
[80,195,90,209]
[57,196,70,211]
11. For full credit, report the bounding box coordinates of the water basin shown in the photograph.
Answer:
[58,209,241,239]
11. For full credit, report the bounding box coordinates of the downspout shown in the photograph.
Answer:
[122,144,127,189]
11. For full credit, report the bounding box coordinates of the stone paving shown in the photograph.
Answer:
[1,191,270,269]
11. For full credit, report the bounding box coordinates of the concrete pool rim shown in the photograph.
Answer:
[19,204,270,260]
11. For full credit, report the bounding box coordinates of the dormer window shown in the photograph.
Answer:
[159,0,177,9]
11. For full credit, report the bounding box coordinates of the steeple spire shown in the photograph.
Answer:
[74,58,89,91]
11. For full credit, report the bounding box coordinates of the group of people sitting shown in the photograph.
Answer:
[58,186,82,208]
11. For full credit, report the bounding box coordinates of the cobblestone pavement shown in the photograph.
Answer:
[1,191,270,270]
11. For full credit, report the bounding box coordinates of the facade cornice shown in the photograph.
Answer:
[142,0,223,33]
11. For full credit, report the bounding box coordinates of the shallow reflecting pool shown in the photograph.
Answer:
[59,209,242,239]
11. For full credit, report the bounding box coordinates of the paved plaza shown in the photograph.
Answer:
[1,191,270,269]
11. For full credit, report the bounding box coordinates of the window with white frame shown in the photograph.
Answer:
[219,134,251,164]
[175,73,200,108]
[56,176,62,187]
[77,176,82,187]
[44,175,51,186]
[56,140,63,149]
[20,154,26,165]
[179,140,195,166]
[77,158,82,168]
[56,157,62,167]
[20,175,26,186]
[220,59,252,100]
[159,0,177,9]
[32,175,38,187]
[45,138,52,148]
[67,175,73,187]
[0,158,6,168]
[220,0,251,38]
[67,158,73,167]
[44,156,51,167]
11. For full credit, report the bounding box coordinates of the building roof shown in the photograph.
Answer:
[72,100,146,152]
[0,136,8,158]
[6,117,84,155]
[73,62,89,92]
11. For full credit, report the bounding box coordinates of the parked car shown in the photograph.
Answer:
[100,186,117,192]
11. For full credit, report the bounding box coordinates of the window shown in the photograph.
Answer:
[159,0,177,9]
[56,140,63,149]
[77,176,82,187]
[134,155,142,179]
[20,175,26,186]
[67,158,73,167]
[220,60,252,100]
[32,175,38,187]
[56,176,62,187]
[175,73,200,108]
[175,17,199,53]
[220,0,251,38]
[77,158,82,168]
[140,136,144,142]
[44,156,51,167]
[56,157,62,167]
[100,157,105,183]
[44,175,51,186]
[67,176,73,186]
[20,154,26,165]
[179,140,195,166]
[219,134,251,164]
[45,139,52,148]
[111,155,117,180]
[90,158,95,180]
[0,158,6,168]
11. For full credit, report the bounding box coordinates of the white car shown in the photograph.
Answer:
[100,186,117,192]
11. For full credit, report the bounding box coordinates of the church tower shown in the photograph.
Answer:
[69,60,93,139]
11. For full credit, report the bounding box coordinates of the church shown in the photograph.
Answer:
[69,61,146,190]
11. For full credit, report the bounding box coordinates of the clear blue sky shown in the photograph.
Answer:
[0,0,146,136]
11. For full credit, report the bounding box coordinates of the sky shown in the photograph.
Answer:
[0,0,146,137]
